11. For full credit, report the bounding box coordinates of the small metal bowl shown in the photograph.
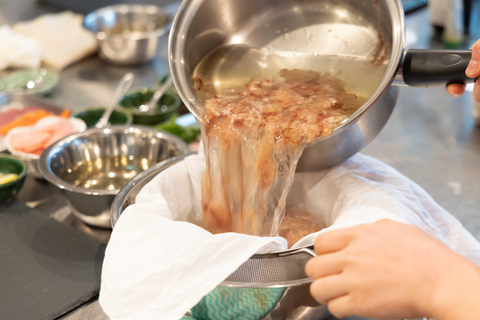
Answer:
[83,4,172,65]
[39,126,189,228]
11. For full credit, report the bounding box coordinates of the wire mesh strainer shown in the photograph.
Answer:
[223,247,316,288]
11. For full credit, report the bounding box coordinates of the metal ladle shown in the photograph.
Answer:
[95,72,135,129]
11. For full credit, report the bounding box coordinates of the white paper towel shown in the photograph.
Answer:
[100,151,480,320]
[0,25,42,70]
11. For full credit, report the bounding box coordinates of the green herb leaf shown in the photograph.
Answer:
[155,114,201,143]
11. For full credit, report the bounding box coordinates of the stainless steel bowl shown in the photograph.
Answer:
[111,155,392,320]
[83,5,172,65]
[39,126,189,228]
[111,155,323,319]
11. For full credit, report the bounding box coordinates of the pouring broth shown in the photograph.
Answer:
[193,44,386,102]
[196,65,366,237]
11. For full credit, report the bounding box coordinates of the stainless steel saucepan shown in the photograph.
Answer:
[169,0,476,171]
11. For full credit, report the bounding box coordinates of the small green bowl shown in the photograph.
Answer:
[120,87,181,125]
[0,68,59,96]
[0,154,27,203]
[72,107,133,128]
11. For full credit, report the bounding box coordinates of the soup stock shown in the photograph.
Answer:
[170,0,477,241]
[193,46,387,240]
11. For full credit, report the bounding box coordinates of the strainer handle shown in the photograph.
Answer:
[279,246,316,258]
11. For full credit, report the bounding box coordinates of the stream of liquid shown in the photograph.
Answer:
[194,46,382,237]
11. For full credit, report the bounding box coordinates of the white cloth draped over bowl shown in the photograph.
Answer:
[100,151,480,320]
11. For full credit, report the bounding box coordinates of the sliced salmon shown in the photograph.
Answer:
[9,118,77,156]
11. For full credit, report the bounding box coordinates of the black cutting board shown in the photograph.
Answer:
[0,201,106,320]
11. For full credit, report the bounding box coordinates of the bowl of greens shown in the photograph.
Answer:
[120,87,181,125]
[72,107,133,128]
[0,154,27,203]
[155,114,201,144]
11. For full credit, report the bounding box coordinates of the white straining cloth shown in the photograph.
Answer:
[100,151,480,320]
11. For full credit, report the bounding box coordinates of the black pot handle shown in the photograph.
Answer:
[401,49,477,87]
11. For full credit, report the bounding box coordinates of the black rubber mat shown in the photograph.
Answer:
[0,201,106,320]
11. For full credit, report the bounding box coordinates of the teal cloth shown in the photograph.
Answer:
[181,286,285,320]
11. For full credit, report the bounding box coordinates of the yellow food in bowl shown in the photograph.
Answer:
[0,173,18,185]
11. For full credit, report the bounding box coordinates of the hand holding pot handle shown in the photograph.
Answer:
[446,39,480,102]
[401,49,476,86]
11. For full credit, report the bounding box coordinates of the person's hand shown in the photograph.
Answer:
[305,219,480,320]
[446,39,480,102]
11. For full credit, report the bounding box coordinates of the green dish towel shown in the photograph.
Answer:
[181,286,285,320]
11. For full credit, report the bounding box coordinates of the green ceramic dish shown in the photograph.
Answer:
[119,87,181,125]
[72,107,133,128]
[0,154,27,203]
[0,68,59,96]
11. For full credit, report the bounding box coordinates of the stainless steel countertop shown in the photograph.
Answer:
[1,0,174,318]
[1,1,480,319]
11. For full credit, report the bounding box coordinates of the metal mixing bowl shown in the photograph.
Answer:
[111,155,430,319]
[39,126,189,228]
[83,5,172,65]
[112,155,393,320]
[110,154,325,319]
